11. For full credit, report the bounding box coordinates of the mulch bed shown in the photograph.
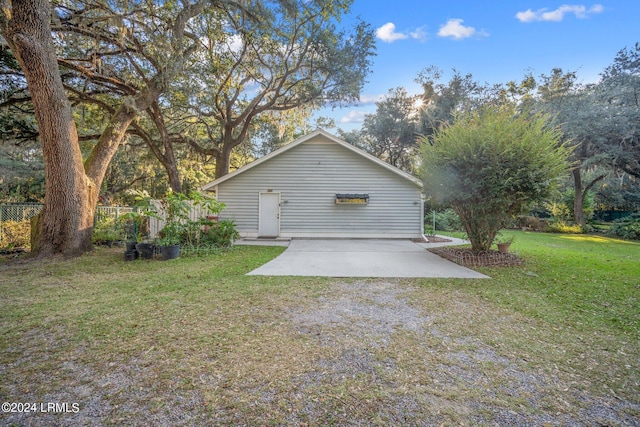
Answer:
[423,235,453,243]
[430,246,523,267]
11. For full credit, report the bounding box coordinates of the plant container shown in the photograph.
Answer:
[497,243,511,254]
[136,243,155,260]
[160,245,180,260]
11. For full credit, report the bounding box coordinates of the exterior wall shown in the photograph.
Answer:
[216,135,423,238]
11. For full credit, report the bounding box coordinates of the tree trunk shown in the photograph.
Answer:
[155,105,182,193]
[572,168,606,227]
[572,168,585,226]
[166,161,183,193]
[215,133,235,178]
[2,0,95,257]
[1,0,154,257]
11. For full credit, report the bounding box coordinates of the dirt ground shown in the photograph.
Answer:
[2,279,639,426]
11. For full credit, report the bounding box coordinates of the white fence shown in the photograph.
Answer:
[0,202,216,242]
[148,200,217,238]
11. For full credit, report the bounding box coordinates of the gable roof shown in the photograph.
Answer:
[201,129,423,191]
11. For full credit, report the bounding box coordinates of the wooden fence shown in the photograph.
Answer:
[148,200,216,238]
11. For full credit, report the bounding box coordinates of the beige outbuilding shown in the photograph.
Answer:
[201,129,424,239]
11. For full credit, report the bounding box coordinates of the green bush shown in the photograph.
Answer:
[420,106,571,252]
[1,220,31,250]
[203,219,240,248]
[514,215,547,231]
[607,215,640,240]
[92,217,124,245]
[425,208,463,233]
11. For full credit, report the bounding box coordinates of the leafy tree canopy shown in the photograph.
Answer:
[181,0,376,177]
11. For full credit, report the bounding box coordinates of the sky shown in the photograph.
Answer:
[317,0,640,132]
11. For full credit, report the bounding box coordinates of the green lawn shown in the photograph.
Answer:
[1,233,638,425]
[470,231,638,334]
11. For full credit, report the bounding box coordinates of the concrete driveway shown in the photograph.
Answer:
[246,239,489,278]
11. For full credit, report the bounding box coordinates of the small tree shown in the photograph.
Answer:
[420,106,572,252]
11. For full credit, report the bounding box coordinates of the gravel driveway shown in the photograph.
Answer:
[279,280,639,426]
[3,278,637,426]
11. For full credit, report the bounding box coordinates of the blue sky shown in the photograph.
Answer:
[318,1,640,132]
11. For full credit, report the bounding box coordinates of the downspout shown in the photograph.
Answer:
[420,193,425,236]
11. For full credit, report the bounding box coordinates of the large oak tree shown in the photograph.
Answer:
[183,0,375,178]
[0,0,207,257]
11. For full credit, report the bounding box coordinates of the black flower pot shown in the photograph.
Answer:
[136,243,155,260]
[160,245,180,260]
[124,241,138,261]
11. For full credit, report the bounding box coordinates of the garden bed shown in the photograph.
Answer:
[430,246,523,267]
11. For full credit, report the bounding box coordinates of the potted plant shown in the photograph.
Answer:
[495,234,515,253]
[156,192,190,260]
[157,222,182,260]
[191,191,225,235]
[120,193,159,260]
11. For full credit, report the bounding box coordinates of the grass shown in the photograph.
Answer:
[434,229,638,334]
[416,231,639,407]
[1,233,638,425]
[485,231,638,332]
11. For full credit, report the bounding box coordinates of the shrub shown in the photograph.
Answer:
[203,219,240,248]
[607,215,640,240]
[92,217,124,245]
[543,200,591,234]
[545,222,585,234]
[420,106,571,252]
[544,201,572,223]
[425,208,463,233]
[514,215,547,231]
[1,220,31,250]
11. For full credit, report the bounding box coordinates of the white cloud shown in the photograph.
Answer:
[437,19,484,40]
[376,22,408,43]
[227,34,244,52]
[359,94,385,105]
[515,9,538,22]
[410,26,428,42]
[341,110,367,124]
[516,4,604,22]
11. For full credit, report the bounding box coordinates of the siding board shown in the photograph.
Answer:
[216,135,423,238]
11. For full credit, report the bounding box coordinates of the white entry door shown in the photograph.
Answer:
[259,192,280,237]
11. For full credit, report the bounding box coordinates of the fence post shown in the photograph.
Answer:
[133,206,139,241]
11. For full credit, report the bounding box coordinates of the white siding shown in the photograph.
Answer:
[217,136,423,238]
